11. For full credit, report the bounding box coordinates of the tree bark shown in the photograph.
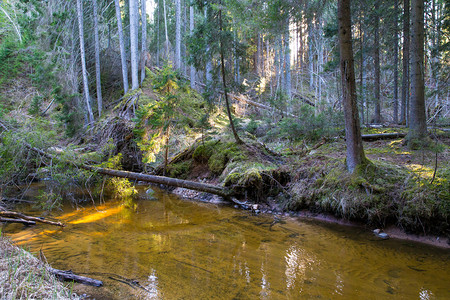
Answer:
[114,0,129,94]
[284,18,292,100]
[76,0,94,124]
[175,0,181,70]
[163,0,170,58]
[140,0,147,84]
[408,0,427,142]
[373,1,381,124]
[129,0,139,90]
[338,0,367,173]
[205,6,212,84]
[393,0,399,124]
[401,0,410,125]
[189,4,196,89]
[92,0,102,117]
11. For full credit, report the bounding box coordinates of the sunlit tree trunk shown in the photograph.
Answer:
[92,0,102,117]
[408,0,427,143]
[129,0,139,90]
[338,0,367,173]
[76,0,94,124]
[114,0,129,94]
[141,0,147,84]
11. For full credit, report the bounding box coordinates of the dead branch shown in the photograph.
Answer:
[47,267,103,287]
[0,211,65,227]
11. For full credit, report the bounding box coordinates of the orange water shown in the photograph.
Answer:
[3,186,450,299]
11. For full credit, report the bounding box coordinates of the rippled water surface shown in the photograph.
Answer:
[3,186,450,299]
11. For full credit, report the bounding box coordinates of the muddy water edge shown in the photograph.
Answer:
[2,184,450,299]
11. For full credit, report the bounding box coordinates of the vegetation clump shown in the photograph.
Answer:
[0,234,79,299]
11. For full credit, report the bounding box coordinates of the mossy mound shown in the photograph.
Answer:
[285,153,450,237]
[192,140,246,175]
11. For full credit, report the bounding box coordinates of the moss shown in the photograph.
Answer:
[167,160,192,179]
[192,140,247,175]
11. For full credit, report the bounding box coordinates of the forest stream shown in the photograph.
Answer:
[2,184,450,300]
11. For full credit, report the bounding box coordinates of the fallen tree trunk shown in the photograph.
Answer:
[47,267,103,287]
[82,165,230,198]
[0,217,36,226]
[361,133,406,141]
[0,211,65,227]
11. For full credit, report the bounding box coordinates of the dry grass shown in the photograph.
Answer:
[0,234,79,300]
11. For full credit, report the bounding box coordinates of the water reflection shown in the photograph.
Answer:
[3,186,450,299]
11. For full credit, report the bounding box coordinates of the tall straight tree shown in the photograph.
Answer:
[129,0,139,90]
[175,0,181,70]
[407,0,427,143]
[189,2,196,89]
[76,0,94,124]
[92,0,102,117]
[338,0,367,173]
[373,1,381,123]
[114,0,129,94]
[401,0,410,125]
[141,0,147,83]
[393,0,399,124]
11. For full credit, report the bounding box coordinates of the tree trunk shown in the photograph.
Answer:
[163,0,170,59]
[393,0,399,124]
[76,0,94,124]
[129,0,139,90]
[373,1,381,124]
[140,0,147,84]
[218,6,242,145]
[284,18,292,100]
[401,0,410,125]
[175,0,181,70]
[408,0,427,143]
[114,0,129,94]
[92,0,102,117]
[359,6,365,125]
[189,4,196,89]
[205,6,212,84]
[338,0,367,173]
